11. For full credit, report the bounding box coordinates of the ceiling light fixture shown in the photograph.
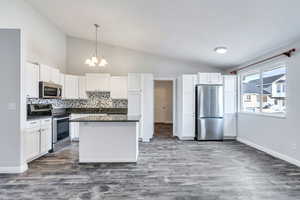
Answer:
[214,47,228,54]
[85,24,108,67]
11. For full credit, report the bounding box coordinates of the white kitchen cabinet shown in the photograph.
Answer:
[40,64,60,84]
[140,74,154,141]
[24,125,40,161]
[39,64,52,82]
[59,73,65,98]
[111,76,128,99]
[223,75,237,138]
[86,73,111,91]
[128,73,141,91]
[51,68,60,84]
[127,73,154,142]
[24,118,52,162]
[65,75,79,99]
[198,73,223,84]
[78,76,87,99]
[176,74,197,140]
[25,62,39,98]
[40,118,52,152]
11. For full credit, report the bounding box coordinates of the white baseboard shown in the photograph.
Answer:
[142,138,151,142]
[0,163,28,174]
[237,137,300,167]
[178,136,195,141]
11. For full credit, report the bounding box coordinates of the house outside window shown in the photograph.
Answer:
[240,64,286,116]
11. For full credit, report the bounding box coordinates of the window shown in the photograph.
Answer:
[240,64,286,116]
[241,71,261,113]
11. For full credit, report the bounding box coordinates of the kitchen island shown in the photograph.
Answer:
[70,115,140,163]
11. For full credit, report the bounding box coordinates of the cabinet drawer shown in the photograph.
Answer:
[26,120,41,129]
[41,118,52,126]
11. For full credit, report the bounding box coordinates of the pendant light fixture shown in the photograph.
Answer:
[85,24,108,67]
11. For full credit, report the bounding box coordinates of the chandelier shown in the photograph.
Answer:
[85,24,108,67]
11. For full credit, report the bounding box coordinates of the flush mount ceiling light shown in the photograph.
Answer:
[85,24,108,67]
[214,47,228,54]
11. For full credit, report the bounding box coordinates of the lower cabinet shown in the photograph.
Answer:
[24,118,52,162]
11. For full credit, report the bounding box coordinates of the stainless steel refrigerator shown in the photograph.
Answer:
[195,84,224,140]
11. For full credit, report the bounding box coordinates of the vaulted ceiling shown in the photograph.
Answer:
[26,0,300,69]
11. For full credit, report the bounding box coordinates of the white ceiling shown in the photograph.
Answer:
[26,0,300,68]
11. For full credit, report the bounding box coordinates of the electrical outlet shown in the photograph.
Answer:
[291,143,297,151]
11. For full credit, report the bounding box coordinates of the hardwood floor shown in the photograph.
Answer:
[0,138,300,199]
[154,123,173,138]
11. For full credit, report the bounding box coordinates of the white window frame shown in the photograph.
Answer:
[238,62,287,118]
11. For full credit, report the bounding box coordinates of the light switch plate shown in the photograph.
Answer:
[8,102,17,110]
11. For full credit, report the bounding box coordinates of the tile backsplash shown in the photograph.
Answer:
[27,91,128,109]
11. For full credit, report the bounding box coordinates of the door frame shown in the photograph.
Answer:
[154,77,176,137]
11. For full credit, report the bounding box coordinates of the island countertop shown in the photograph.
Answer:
[69,115,141,122]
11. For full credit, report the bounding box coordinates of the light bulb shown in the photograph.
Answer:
[91,56,98,64]
[85,59,91,65]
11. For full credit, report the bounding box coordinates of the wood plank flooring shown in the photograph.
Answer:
[0,138,300,200]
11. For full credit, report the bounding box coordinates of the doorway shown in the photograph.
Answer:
[154,80,174,138]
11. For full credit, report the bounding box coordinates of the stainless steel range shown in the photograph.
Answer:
[51,108,71,152]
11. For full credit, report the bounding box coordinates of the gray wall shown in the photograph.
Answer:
[67,36,223,77]
[237,39,300,165]
[0,30,22,168]
[0,0,66,72]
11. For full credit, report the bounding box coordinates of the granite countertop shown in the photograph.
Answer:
[67,108,127,115]
[69,115,140,122]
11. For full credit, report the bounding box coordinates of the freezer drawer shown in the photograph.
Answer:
[196,118,224,140]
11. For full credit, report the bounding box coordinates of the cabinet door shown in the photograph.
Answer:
[210,73,223,84]
[78,76,87,99]
[25,62,39,98]
[65,75,79,99]
[128,73,141,91]
[198,73,210,84]
[224,113,237,137]
[40,126,52,153]
[182,75,197,138]
[86,73,111,91]
[224,75,237,114]
[111,76,128,99]
[24,128,40,161]
[59,73,65,98]
[39,64,51,82]
[128,91,141,116]
[51,68,60,84]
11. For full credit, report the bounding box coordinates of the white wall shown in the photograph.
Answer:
[237,39,300,166]
[67,36,223,77]
[0,0,66,72]
[154,81,173,123]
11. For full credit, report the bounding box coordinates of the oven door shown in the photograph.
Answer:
[53,117,70,144]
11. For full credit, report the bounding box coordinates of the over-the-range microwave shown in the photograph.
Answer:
[39,81,62,99]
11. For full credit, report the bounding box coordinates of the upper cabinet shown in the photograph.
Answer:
[39,64,51,82]
[25,62,39,98]
[39,64,60,84]
[110,76,128,99]
[198,73,223,85]
[51,68,60,84]
[86,73,111,91]
[65,75,79,99]
[128,73,141,91]
[78,76,87,99]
